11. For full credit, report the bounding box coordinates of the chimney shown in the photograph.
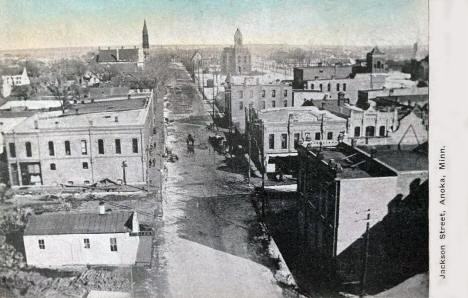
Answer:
[114,116,119,122]
[34,120,38,129]
[132,212,139,233]
[99,202,105,215]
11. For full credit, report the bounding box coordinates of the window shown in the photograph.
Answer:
[81,140,87,155]
[315,132,321,140]
[281,134,287,149]
[311,83,314,90]
[48,141,55,156]
[249,90,253,98]
[38,239,45,249]
[115,139,121,154]
[272,90,276,97]
[283,100,288,107]
[319,84,323,91]
[82,162,88,169]
[84,238,90,249]
[327,132,333,140]
[50,163,56,170]
[261,90,265,97]
[336,83,340,91]
[354,126,361,137]
[343,83,347,91]
[261,101,266,109]
[303,82,307,89]
[239,90,243,98]
[9,143,16,158]
[64,141,71,155]
[25,142,32,157]
[305,133,311,141]
[365,126,375,137]
[98,139,104,154]
[327,83,331,92]
[239,101,244,110]
[132,138,138,153]
[271,100,276,108]
[379,125,386,137]
[269,134,275,149]
[283,89,288,97]
[110,238,117,251]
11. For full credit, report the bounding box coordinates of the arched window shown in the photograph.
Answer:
[336,83,340,91]
[327,83,331,91]
[354,126,361,137]
[25,142,32,157]
[283,100,288,107]
[365,126,375,137]
[379,125,386,137]
[271,100,276,108]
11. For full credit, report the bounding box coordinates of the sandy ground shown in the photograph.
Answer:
[133,63,285,298]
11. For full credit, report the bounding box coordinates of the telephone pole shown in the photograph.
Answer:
[360,209,371,298]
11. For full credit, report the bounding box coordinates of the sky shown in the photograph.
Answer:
[0,0,428,50]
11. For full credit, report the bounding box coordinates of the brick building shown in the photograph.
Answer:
[296,142,428,282]
[221,29,252,75]
[3,94,155,186]
[224,77,292,133]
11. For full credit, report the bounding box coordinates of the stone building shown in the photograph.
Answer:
[3,94,155,186]
[224,77,292,133]
[296,142,428,282]
[246,106,347,173]
[23,206,143,267]
[221,29,252,75]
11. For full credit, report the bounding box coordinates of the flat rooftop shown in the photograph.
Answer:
[358,145,428,172]
[6,98,150,133]
[258,106,346,123]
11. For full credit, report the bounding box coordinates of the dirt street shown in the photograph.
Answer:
[133,63,286,298]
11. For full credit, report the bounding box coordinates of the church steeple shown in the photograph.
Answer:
[142,20,149,60]
[234,28,243,47]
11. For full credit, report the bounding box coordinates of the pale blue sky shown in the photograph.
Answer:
[0,0,428,50]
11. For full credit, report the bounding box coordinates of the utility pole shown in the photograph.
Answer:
[360,209,371,298]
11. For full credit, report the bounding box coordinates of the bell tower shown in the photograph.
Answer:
[142,20,149,60]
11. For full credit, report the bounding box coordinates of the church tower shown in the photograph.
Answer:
[234,28,243,47]
[142,20,149,60]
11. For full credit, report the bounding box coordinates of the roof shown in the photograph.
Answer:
[369,47,385,55]
[96,48,139,63]
[358,145,428,172]
[88,87,130,98]
[24,211,134,235]
[258,106,346,123]
[6,98,149,133]
[295,65,353,80]
[0,100,62,110]
[1,66,25,76]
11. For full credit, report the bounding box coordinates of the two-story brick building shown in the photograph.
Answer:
[3,94,155,186]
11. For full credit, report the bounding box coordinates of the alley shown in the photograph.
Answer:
[134,63,286,297]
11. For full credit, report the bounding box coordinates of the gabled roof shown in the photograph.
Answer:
[24,211,135,235]
[96,48,139,63]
